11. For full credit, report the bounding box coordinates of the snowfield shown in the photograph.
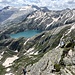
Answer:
[2,55,19,67]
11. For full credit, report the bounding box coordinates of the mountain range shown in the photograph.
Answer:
[0,5,75,75]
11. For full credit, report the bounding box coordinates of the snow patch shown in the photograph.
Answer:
[6,68,11,72]
[27,47,34,53]
[5,73,14,75]
[34,12,45,21]
[51,74,56,75]
[14,50,18,53]
[7,46,8,48]
[8,7,13,10]
[24,39,30,45]
[34,51,38,55]
[1,51,4,55]
[71,24,75,30]
[52,17,59,22]
[20,6,32,11]
[24,47,35,55]
[46,17,59,29]
[0,55,3,60]
[28,15,35,19]
[0,51,4,60]
[65,25,75,35]
[33,8,37,11]
[55,44,60,49]
[29,51,34,55]
[3,55,19,67]
[42,35,45,37]
[19,7,28,11]
[46,21,54,28]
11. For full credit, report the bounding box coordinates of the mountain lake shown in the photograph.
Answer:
[10,30,42,38]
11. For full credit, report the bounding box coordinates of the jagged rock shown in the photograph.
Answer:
[72,57,75,65]
[63,57,72,66]
[0,38,13,46]
[65,41,73,48]
[26,48,63,75]
[0,34,10,40]
[8,37,25,51]
[1,7,75,34]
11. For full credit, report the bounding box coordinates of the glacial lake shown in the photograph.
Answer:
[10,30,42,38]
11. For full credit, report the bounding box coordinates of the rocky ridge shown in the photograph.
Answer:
[0,7,75,34]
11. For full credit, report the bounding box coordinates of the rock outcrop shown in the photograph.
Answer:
[26,24,75,75]
[0,7,75,34]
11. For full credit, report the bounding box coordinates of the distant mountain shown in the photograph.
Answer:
[3,6,10,10]
[0,6,18,23]
[31,5,41,10]
[0,5,41,23]
[0,6,75,34]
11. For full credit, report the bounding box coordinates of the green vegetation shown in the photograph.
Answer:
[11,53,43,75]
[0,64,6,75]
[54,64,61,72]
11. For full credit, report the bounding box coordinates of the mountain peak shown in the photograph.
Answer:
[40,7,50,12]
[31,5,40,10]
[3,6,12,10]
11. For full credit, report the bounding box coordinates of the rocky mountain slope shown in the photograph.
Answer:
[0,6,75,34]
[0,6,75,75]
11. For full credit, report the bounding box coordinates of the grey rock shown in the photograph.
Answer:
[63,57,72,65]
[72,57,75,65]
[26,48,63,75]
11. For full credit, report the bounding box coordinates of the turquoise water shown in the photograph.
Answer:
[10,30,42,38]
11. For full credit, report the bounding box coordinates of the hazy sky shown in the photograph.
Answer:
[0,0,75,10]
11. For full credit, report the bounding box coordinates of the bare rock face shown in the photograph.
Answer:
[26,45,75,75]
[0,34,10,40]
[26,24,75,75]
[1,6,75,34]
[26,48,63,75]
